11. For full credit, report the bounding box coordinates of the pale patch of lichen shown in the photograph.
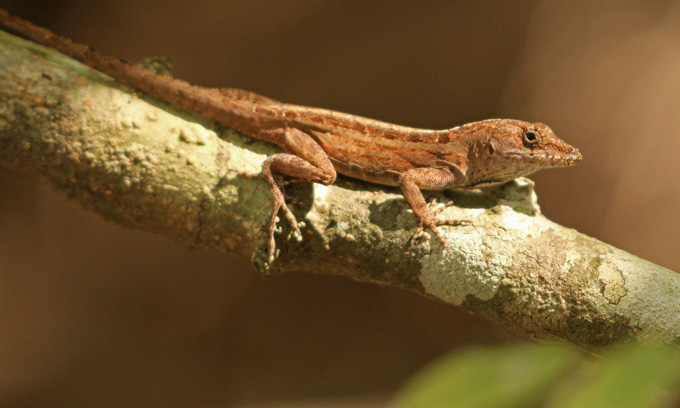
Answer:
[598,258,628,305]
[418,183,552,305]
[597,248,680,343]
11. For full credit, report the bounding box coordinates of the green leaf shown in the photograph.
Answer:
[548,345,680,408]
[392,344,577,408]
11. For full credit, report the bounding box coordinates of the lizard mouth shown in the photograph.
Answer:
[507,150,582,167]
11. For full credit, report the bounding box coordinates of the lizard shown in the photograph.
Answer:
[0,9,582,263]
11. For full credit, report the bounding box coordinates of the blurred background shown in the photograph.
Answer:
[1,0,679,406]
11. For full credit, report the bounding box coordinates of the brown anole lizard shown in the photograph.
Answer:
[0,9,582,263]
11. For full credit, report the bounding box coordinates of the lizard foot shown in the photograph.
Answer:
[408,212,468,255]
[261,172,302,264]
[241,170,303,265]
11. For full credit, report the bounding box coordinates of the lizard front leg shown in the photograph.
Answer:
[398,167,464,253]
[258,127,336,264]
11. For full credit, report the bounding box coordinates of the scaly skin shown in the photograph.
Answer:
[0,9,582,263]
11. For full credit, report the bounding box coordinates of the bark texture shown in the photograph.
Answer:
[2,30,679,353]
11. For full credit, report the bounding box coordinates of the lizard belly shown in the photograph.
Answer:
[329,156,402,186]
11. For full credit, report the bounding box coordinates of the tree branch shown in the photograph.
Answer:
[2,29,679,353]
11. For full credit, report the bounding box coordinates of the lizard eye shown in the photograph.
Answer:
[522,130,539,146]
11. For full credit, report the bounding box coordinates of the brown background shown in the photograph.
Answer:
[1,0,679,406]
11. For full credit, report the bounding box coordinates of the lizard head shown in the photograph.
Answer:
[463,119,582,187]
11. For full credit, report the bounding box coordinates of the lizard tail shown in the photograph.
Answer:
[0,8,264,134]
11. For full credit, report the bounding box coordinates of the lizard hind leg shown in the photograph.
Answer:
[257,128,336,264]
